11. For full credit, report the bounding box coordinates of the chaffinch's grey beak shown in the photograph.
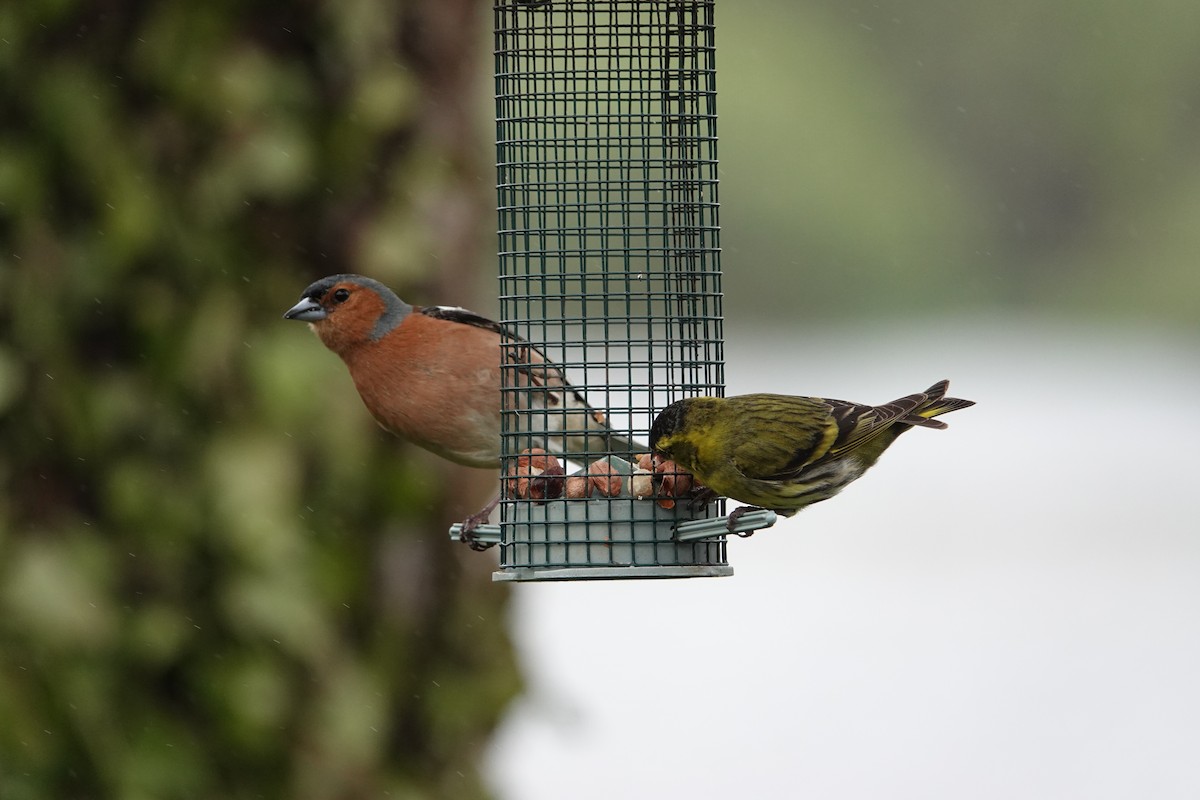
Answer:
[283,297,327,321]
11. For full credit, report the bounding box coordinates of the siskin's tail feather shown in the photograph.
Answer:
[899,380,975,429]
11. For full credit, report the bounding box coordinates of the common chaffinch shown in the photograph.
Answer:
[283,274,639,535]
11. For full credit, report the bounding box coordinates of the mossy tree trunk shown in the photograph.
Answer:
[0,1,518,798]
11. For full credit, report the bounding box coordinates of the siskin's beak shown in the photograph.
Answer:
[283,297,327,322]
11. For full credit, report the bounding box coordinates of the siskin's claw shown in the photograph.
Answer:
[688,485,718,512]
[726,505,764,536]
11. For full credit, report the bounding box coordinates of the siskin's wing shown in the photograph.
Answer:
[722,394,840,482]
[724,388,933,483]
[821,381,955,459]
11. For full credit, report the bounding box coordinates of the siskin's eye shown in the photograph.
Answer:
[332,288,350,303]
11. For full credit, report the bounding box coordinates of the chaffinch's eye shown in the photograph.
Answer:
[332,288,350,304]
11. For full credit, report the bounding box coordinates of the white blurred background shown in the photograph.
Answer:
[487,318,1200,799]
[483,4,1200,791]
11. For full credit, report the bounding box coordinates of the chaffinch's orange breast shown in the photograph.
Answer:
[343,312,504,468]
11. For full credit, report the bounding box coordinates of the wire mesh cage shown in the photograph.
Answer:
[466,0,765,580]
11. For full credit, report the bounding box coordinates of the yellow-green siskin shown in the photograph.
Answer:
[650,380,973,526]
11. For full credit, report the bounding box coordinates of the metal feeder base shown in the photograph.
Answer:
[494,498,732,582]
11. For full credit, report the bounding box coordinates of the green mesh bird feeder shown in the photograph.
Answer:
[450,0,776,580]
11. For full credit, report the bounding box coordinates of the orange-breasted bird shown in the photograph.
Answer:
[650,380,974,530]
[284,274,638,534]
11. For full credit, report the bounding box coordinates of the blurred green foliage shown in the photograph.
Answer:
[716,0,1200,326]
[0,0,515,798]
